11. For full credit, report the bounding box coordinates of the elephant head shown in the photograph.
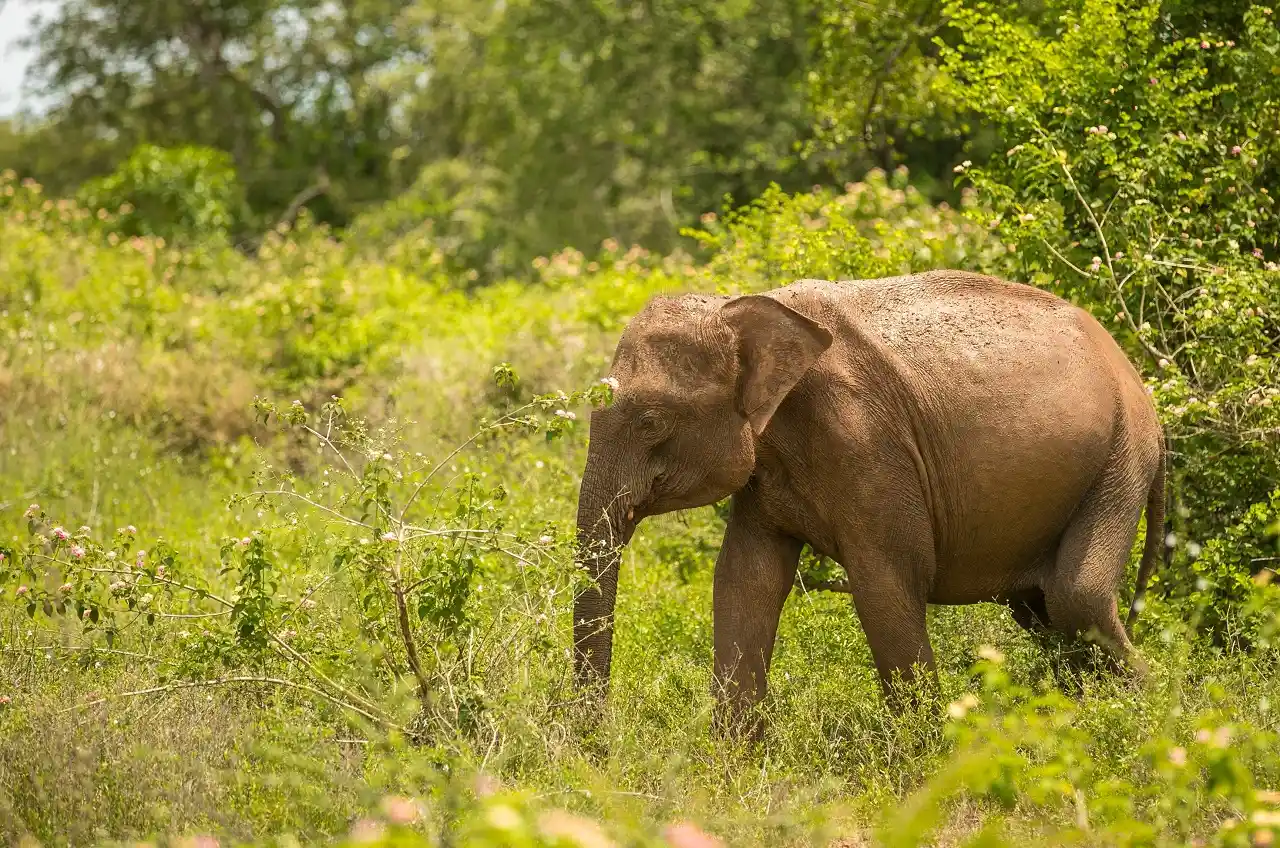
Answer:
[572,292,833,695]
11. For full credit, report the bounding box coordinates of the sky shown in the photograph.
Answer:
[0,0,40,117]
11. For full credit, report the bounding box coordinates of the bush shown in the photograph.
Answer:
[685,168,1004,290]
[77,144,247,243]
[346,159,511,287]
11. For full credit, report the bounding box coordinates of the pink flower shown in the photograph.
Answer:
[156,565,167,578]
[238,537,252,548]
[1169,746,1188,766]
[69,545,85,559]
[125,525,136,535]
[136,550,147,567]
[473,774,501,798]
[52,527,69,541]
[15,585,28,597]
[1232,145,1243,155]
[349,818,386,843]
[23,504,39,519]
[59,583,73,593]
[1149,77,1158,85]
[664,822,725,848]
[1200,40,1211,49]
[380,795,419,825]
[0,695,10,705]
[1254,248,1265,259]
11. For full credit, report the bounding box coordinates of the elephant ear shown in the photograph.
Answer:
[720,295,833,436]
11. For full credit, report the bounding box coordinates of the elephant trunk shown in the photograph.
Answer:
[572,467,636,695]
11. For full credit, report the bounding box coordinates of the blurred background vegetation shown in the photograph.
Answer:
[1,0,1279,846]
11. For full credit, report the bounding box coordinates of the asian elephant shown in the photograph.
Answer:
[572,270,1165,733]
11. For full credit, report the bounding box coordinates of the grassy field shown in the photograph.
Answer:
[2,170,1279,848]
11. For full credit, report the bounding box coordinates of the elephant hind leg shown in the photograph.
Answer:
[1042,468,1147,669]
[1000,587,1050,634]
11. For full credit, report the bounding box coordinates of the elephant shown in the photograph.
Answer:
[571,270,1165,734]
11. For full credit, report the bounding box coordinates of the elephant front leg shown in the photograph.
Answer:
[711,496,803,741]
[850,579,936,702]
[844,538,939,706]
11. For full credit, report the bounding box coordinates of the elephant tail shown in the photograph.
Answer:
[1125,437,1167,636]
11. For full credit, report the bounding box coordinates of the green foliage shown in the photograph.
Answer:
[346,159,510,286]
[19,0,415,229]
[1176,490,1280,646]
[77,144,247,242]
[687,169,1003,289]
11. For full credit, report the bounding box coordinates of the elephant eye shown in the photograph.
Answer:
[636,409,669,439]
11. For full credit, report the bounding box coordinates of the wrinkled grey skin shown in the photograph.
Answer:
[573,271,1165,735]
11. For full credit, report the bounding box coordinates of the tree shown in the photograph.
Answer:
[19,0,416,232]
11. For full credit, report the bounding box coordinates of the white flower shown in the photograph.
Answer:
[977,645,1005,664]
[381,531,398,542]
[947,693,980,720]
[600,376,620,392]
[539,535,554,545]
[555,409,577,420]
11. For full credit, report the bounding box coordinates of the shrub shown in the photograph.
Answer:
[346,159,511,287]
[685,168,1004,290]
[76,144,247,243]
